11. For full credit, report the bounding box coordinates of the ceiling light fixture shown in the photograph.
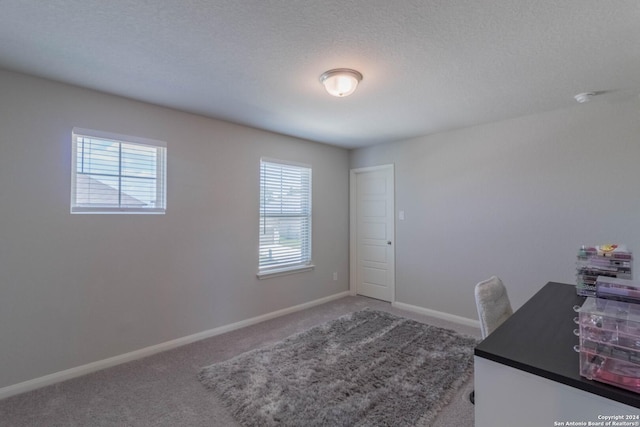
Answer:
[320,68,363,97]
[574,92,596,103]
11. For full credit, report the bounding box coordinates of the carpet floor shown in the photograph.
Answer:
[0,296,480,426]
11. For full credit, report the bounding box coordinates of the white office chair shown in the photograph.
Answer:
[470,275,513,404]
[475,275,513,339]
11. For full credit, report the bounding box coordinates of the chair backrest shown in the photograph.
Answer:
[475,275,513,339]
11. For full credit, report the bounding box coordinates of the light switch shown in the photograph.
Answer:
[399,210,405,221]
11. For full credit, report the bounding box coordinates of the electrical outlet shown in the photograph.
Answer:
[333,272,338,281]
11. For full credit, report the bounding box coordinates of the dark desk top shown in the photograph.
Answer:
[475,281,640,409]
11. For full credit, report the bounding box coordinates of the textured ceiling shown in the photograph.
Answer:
[1,1,639,148]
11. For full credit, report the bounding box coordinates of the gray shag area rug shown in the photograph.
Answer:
[199,309,476,427]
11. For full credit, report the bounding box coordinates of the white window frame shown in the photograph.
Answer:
[71,127,167,214]
[257,158,313,279]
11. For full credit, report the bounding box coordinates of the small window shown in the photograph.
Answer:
[71,128,166,214]
[259,159,312,276]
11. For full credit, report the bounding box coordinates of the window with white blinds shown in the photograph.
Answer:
[71,128,166,214]
[259,159,312,274]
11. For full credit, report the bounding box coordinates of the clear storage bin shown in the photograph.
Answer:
[596,277,640,304]
[574,297,640,393]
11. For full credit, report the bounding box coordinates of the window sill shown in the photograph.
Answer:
[71,210,166,215]
[257,265,315,280]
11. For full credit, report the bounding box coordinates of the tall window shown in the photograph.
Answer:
[259,159,312,275]
[71,128,167,214]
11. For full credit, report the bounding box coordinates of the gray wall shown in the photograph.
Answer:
[351,99,640,320]
[0,69,349,389]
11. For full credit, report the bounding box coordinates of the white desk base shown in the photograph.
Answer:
[475,356,639,427]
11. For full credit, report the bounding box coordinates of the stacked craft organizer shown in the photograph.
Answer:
[576,244,632,297]
[574,244,640,393]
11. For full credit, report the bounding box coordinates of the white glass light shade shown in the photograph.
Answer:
[320,69,363,97]
[574,92,595,103]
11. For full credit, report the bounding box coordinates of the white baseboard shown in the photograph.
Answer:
[0,291,350,400]
[392,301,480,329]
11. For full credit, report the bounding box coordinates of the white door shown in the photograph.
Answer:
[350,165,395,302]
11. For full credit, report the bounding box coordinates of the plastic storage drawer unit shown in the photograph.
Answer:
[575,297,640,393]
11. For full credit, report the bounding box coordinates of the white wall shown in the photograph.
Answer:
[0,69,349,389]
[351,99,640,320]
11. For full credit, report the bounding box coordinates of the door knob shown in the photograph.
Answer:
[387,241,392,245]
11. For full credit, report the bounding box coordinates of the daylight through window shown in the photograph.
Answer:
[259,159,312,274]
[71,128,166,214]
